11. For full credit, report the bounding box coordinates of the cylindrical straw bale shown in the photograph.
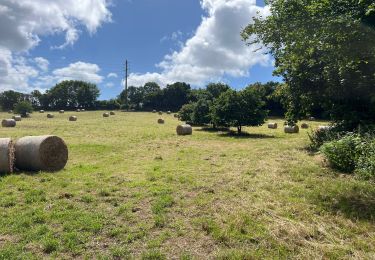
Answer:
[76,109,81,112]
[69,116,77,121]
[2,119,16,128]
[47,113,54,118]
[12,115,21,121]
[317,125,331,132]
[15,135,68,172]
[8,110,13,114]
[158,119,165,124]
[103,113,110,117]
[268,123,278,129]
[40,110,45,113]
[158,111,163,115]
[81,109,85,112]
[309,117,316,121]
[301,123,309,129]
[110,111,115,115]
[176,124,192,135]
[152,110,157,113]
[284,125,299,134]
[59,110,65,114]
[167,111,171,114]
[0,138,14,173]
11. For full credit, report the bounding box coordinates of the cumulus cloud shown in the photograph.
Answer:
[107,73,118,78]
[53,62,104,84]
[129,0,270,87]
[0,0,112,92]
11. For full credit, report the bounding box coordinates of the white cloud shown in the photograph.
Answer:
[53,62,103,84]
[34,57,49,72]
[129,0,270,87]
[105,82,115,88]
[107,73,118,78]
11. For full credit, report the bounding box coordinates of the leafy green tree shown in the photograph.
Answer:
[178,103,195,122]
[242,0,375,128]
[14,101,33,117]
[0,90,23,110]
[211,88,267,134]
[191,99,212,125]
[206,83,230,99]
[162,82,191,111]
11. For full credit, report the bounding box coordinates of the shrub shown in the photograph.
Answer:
[308,126,345,150]
[320,133,362,173]
[355,137,375,181]
[14,101,33,117]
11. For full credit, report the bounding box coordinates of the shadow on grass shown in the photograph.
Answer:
[196,127,230,133]
[217,131,275,139]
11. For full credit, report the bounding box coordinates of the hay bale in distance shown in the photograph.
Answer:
[301,123,309,129]
[15,135,68,172]
[110,111,115,115]
[12,115,22,121]
[103,112,110,117]
[158,118,165,124]
[59,110,65,114]
[268,122,278,129]
[0,138,14,173]
[167,111,171,114]
[309,117,316,121]
[176,124,192,135]
[47,113,54,118]
[40,110,45,113]
[284,125,299,134]
[76,109,81,112]
[8,110,13,114]
[317,125,331,132]
[158,111,163,115]
[152,110,157,113]
[81,109,85,112]
[69,116,77,121]
[2,119,16,128]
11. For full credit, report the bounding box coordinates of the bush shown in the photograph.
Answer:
[14,101,33,117]
[355,137,375,181]
[320,133,362,173]
[308,125,346,150]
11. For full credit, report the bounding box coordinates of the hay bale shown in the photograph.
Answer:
[176,124,192,135]
[39,110,45,113]
[301,123,309,129]
[76,109,81,112]
[317,125,331,132]
[157,118,165,124]
[284,125,299,133]
[2,119,16,128]
[47,113,54,118]
[158,111,163,115]
[69,116,77,121]
[309,117,316,121]
[59,110,65,114]
[167,111,171,114]
[103,112,110,117]
[152,110,157,113]
[12,115,22,121]
[268,122,278,129]
[8,110,13,114]
[110,111,115,115]
[24,112,31,118]
[15,135,68,172]
[81,109,85,112]
[0,138,14,173]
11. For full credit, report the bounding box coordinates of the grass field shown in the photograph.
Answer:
[0,111,374,259]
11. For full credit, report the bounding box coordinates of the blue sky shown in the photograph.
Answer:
[0,0,279,100]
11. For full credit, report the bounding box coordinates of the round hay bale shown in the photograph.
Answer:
[301,123,309,129]
[284,125,299,134]
[2,119,16,128]
[157,118,165,124]
[39,110,45,113]
[0,138,14,173]
[15,135,68,172]
[69,116,77,121]
[8,110,13,114]
[152,110,157,113]
[103,112,110,117]
[176,124,192,135]
[24,112,31,118]
[47,113,54,118]
[309,117,316,121]
[268,122,278,129]
[76,109,81,112]
[110,111,115,115]
[59,110,65,114]
[167,111,171,114]
[158,111,163,115]
[12,115,22,121]
[81,109,85,112]
[317,125,331,132]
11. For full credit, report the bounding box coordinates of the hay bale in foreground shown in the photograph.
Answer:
[284,125,299,134]
[15,135,68,172]
[12,115,22,121]
[0,138,14,173]
[110,111,115,115]
[301,123,309,129]
[103,113,110,117]
[47,113,54,118]
[40,110,45,113]
[158,119,165,124]
[268,123,278,129]
[59,110,65,114]
[176,124,192,135]
[69,116,77,121]
[2,119,16,128]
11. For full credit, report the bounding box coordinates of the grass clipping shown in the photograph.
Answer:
[15,135,68,172]
[0,138,15,173]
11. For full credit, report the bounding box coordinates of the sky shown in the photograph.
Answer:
[0,0,280,100]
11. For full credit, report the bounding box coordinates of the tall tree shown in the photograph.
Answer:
[0,90,24,110]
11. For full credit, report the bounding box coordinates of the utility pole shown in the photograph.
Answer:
[124,59,128,110]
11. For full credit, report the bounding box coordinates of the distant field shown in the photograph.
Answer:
[0,111,374,259]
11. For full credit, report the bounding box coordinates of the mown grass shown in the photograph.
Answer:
[0,111,374,259]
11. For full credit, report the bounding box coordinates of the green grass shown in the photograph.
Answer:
[0,111,374,258]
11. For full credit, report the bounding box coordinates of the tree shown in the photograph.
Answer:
[242,0,375,128]
[206,83,230,99]
[0,90,23,110]
[14,101,33,117]
[191,99,212,125]
[211,89,267,134]
[178,103,195,122]
[162,82,191,111]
